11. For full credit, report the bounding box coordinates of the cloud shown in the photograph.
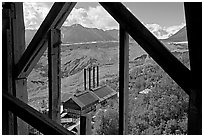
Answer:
[23,3,185,39]
[165,23,186,36]
[145,23,185,39]
[23,3,118,30]
[63,6,118,30]
[23,2,52,30]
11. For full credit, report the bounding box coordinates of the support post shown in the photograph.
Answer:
[184,2,202,135]
[119,25,129,135]
[80,113,92,135]
[48,29,61,124]
[80,116,86,135]
[12,3,28,134]
[2,3,15,134]
[2,3,28,134]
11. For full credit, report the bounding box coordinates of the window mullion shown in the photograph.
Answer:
[119,25,129,135]
[48,28,61,123]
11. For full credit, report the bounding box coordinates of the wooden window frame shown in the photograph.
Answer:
[2,2,201,135]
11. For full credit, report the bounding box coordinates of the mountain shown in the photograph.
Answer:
[25,24,117,45]
[60,24,116,43]
[163,26,187,42]
[145,24,169,39]
[106,29,119,40]
[25,24,187,46]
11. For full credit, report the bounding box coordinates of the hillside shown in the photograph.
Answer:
[163,26,187,42]
[27,39,189,109]
[106,29,119,40]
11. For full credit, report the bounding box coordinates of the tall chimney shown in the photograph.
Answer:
[88,67,91,90]
[93,66,95,88]
[97,66,99,87]
[84,68,86,90]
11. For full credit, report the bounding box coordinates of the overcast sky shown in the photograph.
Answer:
[23,2,186,38]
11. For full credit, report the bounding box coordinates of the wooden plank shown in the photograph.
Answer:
[119,26,129,135]
[100,2,191,95]
[48,29,61,124]
[2,4,15,134]
[11,3,28,134]
[184,2,202,135]
[15,2,76,78]
[2,92,75,135]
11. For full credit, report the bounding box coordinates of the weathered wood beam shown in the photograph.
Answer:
[15,2,76,78]
[80,113,92,135]
[184,2,202,135]
[48,29,61,123]
[3,3,28,134]
[80,116,86,135]
[2,3,16,134]
[119,26,129,135]
[100,2,191,95]
[11,3,28,134]
[2,92,75,135]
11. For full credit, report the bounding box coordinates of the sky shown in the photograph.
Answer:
[75,2,185,27]
[23,2,186,39]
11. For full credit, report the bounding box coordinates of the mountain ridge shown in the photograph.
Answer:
[25,24,187,45]
[163,26,187,42]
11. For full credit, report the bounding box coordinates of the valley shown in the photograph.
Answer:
[26,23,188,110]
[26,23,190,134]
[27,39,188,110]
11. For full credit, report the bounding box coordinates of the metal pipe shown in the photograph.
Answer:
[93,66,95,88]
[84,68,86,90]
[88,67,91,90]
[97,66,99,87]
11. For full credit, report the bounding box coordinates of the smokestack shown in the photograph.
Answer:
[84,68,86,90]
[93,66,95,88]
[97,66,99,87]
[88,67,91,90]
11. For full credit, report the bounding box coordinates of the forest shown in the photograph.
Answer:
[93,52,189,135]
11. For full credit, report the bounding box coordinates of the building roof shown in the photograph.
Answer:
[91,85,117,102]
[73,90,99,108]
[63,90,99,110]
